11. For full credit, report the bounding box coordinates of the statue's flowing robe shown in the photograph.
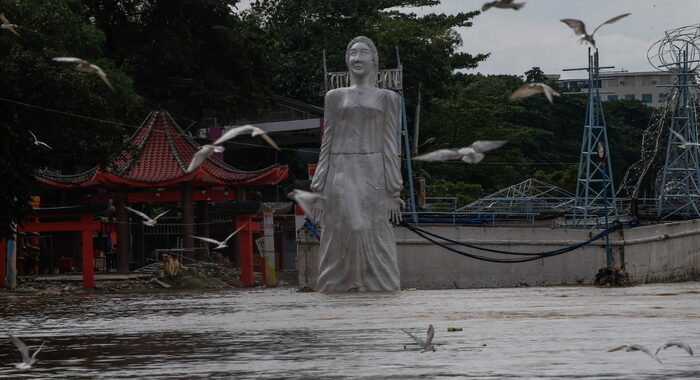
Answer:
[311,87,402,292]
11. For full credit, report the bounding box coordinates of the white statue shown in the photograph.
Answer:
[310,36,403,292]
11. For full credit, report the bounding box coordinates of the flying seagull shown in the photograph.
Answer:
[509,83,561,104]
[52,57,114,91]
[608,344,662,363]
[481,0,525,12]
[186,144,225,172]
[29,131,52,149]
[125,207,169,227]
[414,140,507,164]
[401,325,435,352]
[9,333,45,370]
[287,189,326,216]
[214,125,280,151]
[0,13,19,37]
[561,13,631,48]
[669,128,700,149]
[656,341,693,357]
[192,224,246,250]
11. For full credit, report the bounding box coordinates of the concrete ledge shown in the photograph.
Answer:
[297,219,700,289]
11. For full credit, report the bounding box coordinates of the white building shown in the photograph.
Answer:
[554,71,675,108]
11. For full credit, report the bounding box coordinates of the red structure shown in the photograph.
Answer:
[5,110,288,289]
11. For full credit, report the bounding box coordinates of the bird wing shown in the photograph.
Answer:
[258,132,281,151]
[125,206,151,221]
[192,235,222,245]
[0,13,9,25]
[10,334,30,362]
[539,83,561,103]
[29,130,38,142]
[36,141,53,149]
[187,147,214,172]
[607,345,628,352]
[481,2,495,11]
[401,329,425,346]
[657,341,693,356]
[222,224,247,244]
[30,341,46,361]
[213,125,255,145]
[414,148,462,161]
[669,128,687,144]
[52,57,89,65]
[289,190,326,215]
[152,210,170,221]
[629,345,661,362]
[592,13,631,36]
[92,64,115,91]
[561,19,587,36]
[509,84,543,101]
[469,140,507,153]
[425,325,435,346]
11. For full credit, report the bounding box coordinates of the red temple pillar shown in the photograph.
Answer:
[0,238,6,288]
[237,216,254,286]
[115,189,130,272]
[181,184,194,260]
[82,229,94,289]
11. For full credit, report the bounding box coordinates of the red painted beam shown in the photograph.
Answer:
[237,217,254,287]
[82,189,238,204]
[82,230,94,289]
[20,221,102,233]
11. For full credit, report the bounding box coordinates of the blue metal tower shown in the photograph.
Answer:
[564,48,618,229]
[658,46,700,218]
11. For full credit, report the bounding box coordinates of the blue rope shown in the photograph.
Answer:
[303,218,320,240]
[400,221,621,263]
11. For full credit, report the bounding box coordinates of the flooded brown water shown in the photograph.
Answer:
[1,283,700,378]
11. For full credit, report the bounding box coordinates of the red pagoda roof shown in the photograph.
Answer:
[37,110,288,188]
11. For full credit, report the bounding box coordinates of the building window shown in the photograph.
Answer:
[659,93,669,102]
[607,95,619,101]
[625,94,635,100]
[642,93,653,103]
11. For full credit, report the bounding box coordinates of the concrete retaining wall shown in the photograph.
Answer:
[297,219,700,289]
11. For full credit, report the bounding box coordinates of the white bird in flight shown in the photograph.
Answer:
[414,140,507,164]
[608,344,662,363]
[561,13,631,48]
[52,57,114,91]
[9,333,45,370]
[125,207,169,226]
[186,125,281,172]
[655,340,693,357]
[214,125,280,151]
[669,128,700,149]
[1,13,19,37]
[481,0,525,12]
[287,189,326,216]
[509,83,561,104]
[401,325,435,352]
[29,130,52,149]
[186,144,224,172]
[192,224,246,250]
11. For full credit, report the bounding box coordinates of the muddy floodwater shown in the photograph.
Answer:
[1,283,700,379]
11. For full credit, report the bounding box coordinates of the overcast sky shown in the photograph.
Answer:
[236,1,700,79]
[401,0,700,79]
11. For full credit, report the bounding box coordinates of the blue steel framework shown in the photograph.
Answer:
[563,48,618,230]
[658,46,700,218]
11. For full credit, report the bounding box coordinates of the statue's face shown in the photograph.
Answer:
[349,42,372,77]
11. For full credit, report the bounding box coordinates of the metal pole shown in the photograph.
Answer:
[399,93,418,223]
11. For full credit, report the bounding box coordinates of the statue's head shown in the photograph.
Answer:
[346,36,378,85]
